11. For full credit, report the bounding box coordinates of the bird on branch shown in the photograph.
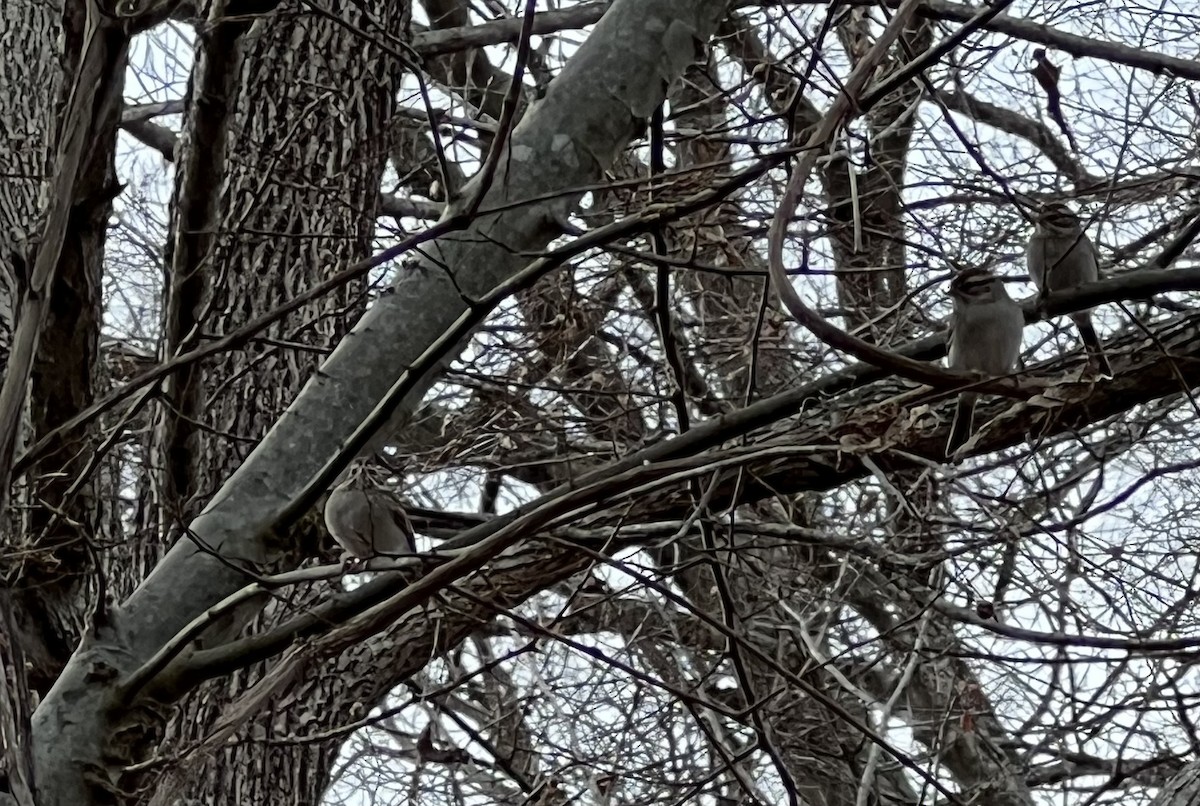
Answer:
[324,456,416,570]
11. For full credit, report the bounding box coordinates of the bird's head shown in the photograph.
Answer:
[334,456,381,489]
[949,267,1009,304]
[1035,200,1083,234]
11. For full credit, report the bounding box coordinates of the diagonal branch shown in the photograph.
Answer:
[859,0,1200,81]
[30,0,739,798]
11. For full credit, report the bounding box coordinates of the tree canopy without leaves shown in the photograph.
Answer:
[4,0,1200,804]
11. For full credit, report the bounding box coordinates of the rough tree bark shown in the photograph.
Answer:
[0,4,64,801]
[142,2,410,803]
[0,0,116,697]
[11,2,1200,805]
[1,0,140,802]
[26,1,736,802]
[0,12,64,798]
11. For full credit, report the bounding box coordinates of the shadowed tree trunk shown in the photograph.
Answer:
[144,2,409,802]
[1,2,134,803]
[19,1,738,803]
[8,2,1200,805]
[0,23,63,788]
[1,4,66,800]
[1,0,116,698]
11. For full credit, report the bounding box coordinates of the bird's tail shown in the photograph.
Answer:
[1071,312,1113,379]
[946,393,977,459]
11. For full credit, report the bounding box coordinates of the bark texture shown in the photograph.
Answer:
[28,0,736,802]
[0,18,64,793]
[20,0,117,695]
[146,1,408,802]
[11,2,1200,805]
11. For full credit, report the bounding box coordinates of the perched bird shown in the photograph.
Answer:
[323,457,416,564]
[945,267,1025,457]
[1026,201,1113,378]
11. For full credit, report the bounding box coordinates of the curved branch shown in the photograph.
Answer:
[767,0,994,392]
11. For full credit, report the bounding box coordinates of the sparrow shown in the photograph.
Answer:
[945,267,1025,457]
[1026,201,1113,378]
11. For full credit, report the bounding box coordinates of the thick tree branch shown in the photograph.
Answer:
[856,0,1200,81]
[30,0,738,799]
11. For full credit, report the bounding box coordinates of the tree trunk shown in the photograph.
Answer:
[145,2,408,802]
[29,0,737,803]
[0,21,65,789]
